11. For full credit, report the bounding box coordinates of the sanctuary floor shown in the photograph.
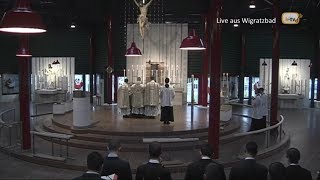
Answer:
[0,103,320,179]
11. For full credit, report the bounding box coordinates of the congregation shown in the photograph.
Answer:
[73,140,317,180]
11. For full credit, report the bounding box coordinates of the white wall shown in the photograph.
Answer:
[126,23,188,92]
[259,58,310,96]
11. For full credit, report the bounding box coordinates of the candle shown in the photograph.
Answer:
[123,69,126,77]
[156,70,158,83]
[160,70,163,84]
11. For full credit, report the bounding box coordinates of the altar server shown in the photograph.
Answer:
[250,89,263,131]
[117,78,131,117]
[131,77,145,116]
[259,87,268,128]
[160,78,175,125]
[144,77,160,117]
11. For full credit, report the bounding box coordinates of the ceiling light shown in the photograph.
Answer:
[52,60,60,65]
[249,0,256,8]
[291,61,298,66]
[180,29,205,50]
[125,42,142,57]
[233,23,239,27]
[70,22,76,29]
[0,0,46,33]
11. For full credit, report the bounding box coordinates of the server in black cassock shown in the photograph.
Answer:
[160,78,175,125]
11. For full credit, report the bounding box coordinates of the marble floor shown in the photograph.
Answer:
[0,103,320,179]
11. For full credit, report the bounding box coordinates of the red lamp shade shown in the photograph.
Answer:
[0,0,46,33]
[16,47,31,57]
[180,29,205,50]
[125,42,142,57]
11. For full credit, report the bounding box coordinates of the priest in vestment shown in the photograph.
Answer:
[131,77,145,115]
[117,78,131,117]
[144,77,160,117]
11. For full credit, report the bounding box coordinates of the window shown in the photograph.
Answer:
[187,77,199,104]
[244,77,260,98]
[309,78,318,99]
[74,74,84,91]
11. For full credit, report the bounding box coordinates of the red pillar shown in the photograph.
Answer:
[19,36,31,149]
[200,15,210,106]
[208,0,222,159]
[106,16,113,104]
[270,0,280,125]
[89,33,95,103]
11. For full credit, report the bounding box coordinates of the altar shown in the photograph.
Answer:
[278,94,304,108]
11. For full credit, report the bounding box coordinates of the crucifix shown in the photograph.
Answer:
[133,0,154,39]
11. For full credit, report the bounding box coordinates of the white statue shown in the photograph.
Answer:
[133,0,154,39]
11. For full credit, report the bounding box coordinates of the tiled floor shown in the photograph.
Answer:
[1,103,320,179]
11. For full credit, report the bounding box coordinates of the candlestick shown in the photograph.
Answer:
[160,70,163,84]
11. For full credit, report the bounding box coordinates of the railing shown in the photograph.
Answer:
[0,108,21,149]
[223,115,285,154]
[30,131,73,161]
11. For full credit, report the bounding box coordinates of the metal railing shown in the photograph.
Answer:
[231,115,285,148]
[0,108,21,149]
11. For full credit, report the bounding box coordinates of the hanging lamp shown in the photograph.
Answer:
[291,61,298,66]
[0,0,46,33]
[249,0,256,8]
[180,29,205,50]
[125,24,142,57]
[262,60,267,66]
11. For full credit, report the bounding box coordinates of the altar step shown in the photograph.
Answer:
[43,118,242,144]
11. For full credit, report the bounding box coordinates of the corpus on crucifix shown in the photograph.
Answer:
[133,0,154,39]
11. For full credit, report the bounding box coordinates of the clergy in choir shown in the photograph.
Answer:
[131,77,145,116]
[144,77,160,118]
[117,78,131,117]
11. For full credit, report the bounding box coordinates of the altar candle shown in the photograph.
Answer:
[123,69,126,77]
[132,69,134,82]
[156,70,158,82]
[160,70,163,84]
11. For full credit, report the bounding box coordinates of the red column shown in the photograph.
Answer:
[106,16,113,104]
[19,36,31,149]
[209,0,222,159]
[270,0,280,125]
[201,15,210,106]
[89,33,95,103]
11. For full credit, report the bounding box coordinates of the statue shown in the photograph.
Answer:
[117,79,132,117]
[133,0,154,39]
[131,77,145,115]
[144,77,160,117]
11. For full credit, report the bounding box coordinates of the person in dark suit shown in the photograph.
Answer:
[185,143,225,180]
[204,162,226,180]
[269,162,286,180]
[101,139,132,180]
[135,141,172,180]
[73,152,104,180]
[229,141,268,180]
[285,148,312,180]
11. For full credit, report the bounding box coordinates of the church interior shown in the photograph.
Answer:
[0,0,320,179]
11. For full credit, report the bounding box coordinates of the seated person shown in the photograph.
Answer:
[285,148,312,180]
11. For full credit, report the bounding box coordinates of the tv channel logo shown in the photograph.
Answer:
[281,12,303,24]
